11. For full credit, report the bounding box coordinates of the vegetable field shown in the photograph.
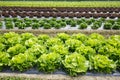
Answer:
[0,32,120,76]
[1,1,120,7]
[0,0,120,80]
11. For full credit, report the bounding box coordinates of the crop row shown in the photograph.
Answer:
[1,1,120,7]
[0,32,120,76]
[1,7,120,13]
[1,11,120,18]
[0,17,120,30]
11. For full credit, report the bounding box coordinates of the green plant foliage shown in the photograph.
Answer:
[89,33,105,40]
[65,39,82,52]
[85,39,104,52]
[5,21,14,29]
[24,20,32,27]
[104,22,112,29]
[91,20,102,29]
[38,34,50,42]
[106,19,115,25]
[56,33,70,43]
[77,19,83,24]
[66,19,73,25]
[43,23,51,29]
[3,32,21,47]
[54,23,61,29]
[13,18,20,22]
[112,23,120,30]
[49,45,69,58]
[17,22,26,29]
[0,43,5,52]
[39,20,45,27]
[71,33,88,42]
[25,37,38,48]
[21,33,35,44]
[62,53,89,76]
[4,18,13,22]
[0,22,2,28]
[37,52,61,73]
[7,44,26,56]
[76,45,96,60]
[70,21,77,27]
[0,32,119,76]
[25,44,47,58]
[32,22,40,29]
[32,18,39,23]
[92,54,116,73]
[60,22,66,27]
[9,53,35,72]
[79,22,88,29]
[0,52,10,71]
[2,17,120,30]
[86,19,93,25]
[45,38,63,48]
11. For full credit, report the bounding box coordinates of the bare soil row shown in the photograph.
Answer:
[0,30,120,37]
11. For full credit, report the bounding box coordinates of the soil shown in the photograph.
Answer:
[0,73,120,80]
[0,30,120,37]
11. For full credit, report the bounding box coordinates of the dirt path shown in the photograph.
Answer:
[0,73,120,80]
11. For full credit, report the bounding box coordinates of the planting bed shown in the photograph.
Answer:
[1,7,120,18]
[1,1,120,79]
[0,17,120,30]
[0,32,120,77]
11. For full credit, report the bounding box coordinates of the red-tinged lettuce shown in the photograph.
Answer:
[9,53,35,72]
[37,52,61,73]
[92,54,116,73]
[0,52,10,71]
[62,53,89,76]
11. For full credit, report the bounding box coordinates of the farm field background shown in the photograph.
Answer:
[0,0,120,80]
[0,1,120,7]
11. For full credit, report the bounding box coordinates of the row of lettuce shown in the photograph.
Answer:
[0,17,120,30]
[0,32,120,76]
